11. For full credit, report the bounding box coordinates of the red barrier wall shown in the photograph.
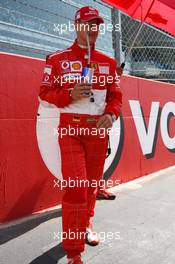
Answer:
[0,53,175,223]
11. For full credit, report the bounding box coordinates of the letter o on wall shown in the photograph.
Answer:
[160,102,175,150]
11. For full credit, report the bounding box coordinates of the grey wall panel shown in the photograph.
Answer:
[0,0,116,58]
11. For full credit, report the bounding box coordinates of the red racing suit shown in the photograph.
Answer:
[39,40,122,257]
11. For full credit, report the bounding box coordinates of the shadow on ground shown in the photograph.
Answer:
[29,242,65,264]
[0,210,62,245]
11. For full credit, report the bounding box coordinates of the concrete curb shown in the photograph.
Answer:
[0,206,61,244]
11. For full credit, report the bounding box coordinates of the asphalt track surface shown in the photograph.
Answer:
[0,166,175,264]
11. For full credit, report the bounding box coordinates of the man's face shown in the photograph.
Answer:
[75,19,100,45]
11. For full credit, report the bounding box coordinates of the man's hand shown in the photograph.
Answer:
[96,114,113,129]
[71,82,92,101]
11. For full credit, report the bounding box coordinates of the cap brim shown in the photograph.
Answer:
[80,16,104,24]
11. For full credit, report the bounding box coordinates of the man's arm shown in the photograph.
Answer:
[38,55,72,108]
[104,59,122,119]
[96,59,122,129]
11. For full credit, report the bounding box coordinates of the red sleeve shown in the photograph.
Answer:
[104,59,122,119]
[38,55,72,108]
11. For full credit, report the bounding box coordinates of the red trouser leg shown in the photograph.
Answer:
[85,133,108,225]
[59,124,108,256]
[59,134,88,257]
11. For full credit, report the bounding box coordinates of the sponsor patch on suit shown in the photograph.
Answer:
[42,65,52,85]
[63,73,81,82]
[70,61,82,72]
[99,63,110,74]
[60,60,71,72]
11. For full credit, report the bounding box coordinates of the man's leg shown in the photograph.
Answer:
[59,134,88,258]
[96,183,117,200]
[84,134,108,226]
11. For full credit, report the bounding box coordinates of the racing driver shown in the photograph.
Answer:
[39,6,122,264]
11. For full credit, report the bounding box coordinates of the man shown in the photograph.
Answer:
[39,6,122,264]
